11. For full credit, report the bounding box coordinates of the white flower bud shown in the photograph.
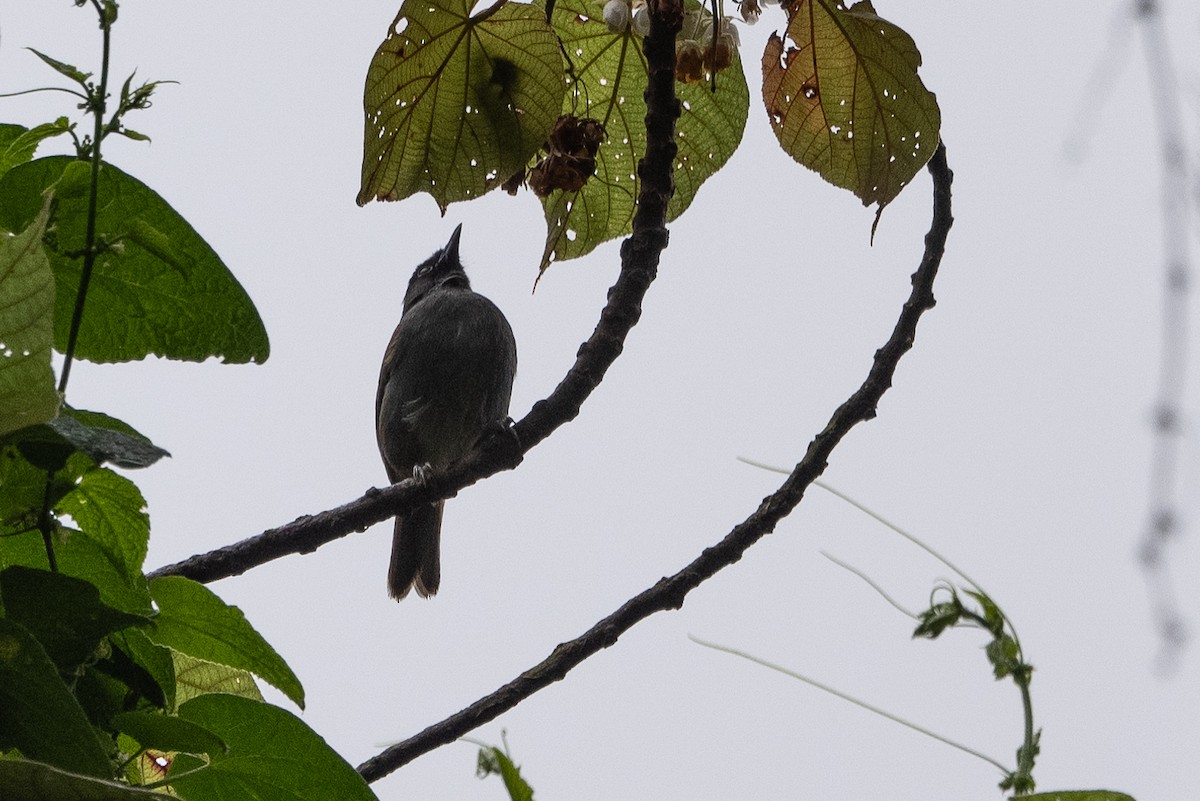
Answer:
[632,5,650,37]
[604,0,630,33]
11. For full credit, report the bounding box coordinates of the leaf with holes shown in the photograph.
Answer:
[763,0,940,217]
[536,0,747,272]
[359,0,565,211]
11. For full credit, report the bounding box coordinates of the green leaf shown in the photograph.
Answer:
[122,217,191,277]
[110,628,175,709]
[1019,792,1135,801]
[74,662,139,731]
[52,407,171,469]
[985,633,1020,680]
[359,0,565,211]
[0,193,59,437]
[172,651,263,707]
[963,588,1005,636]
[0,566,149,673]
[55,461,151,580]
[169,694,378,801]
[0,758,166,801]
[116,128,151,143]
[147,577,304,708]
[0,446,54,533]
[0,525,154,617]
[27,48,93,86]
[56,160,94,200]
[111,710,226,757]
[0,619,112,778]
[10,423,75,472]
[537,0,747,271]
[92,630,168,709]
[61,407,159,448]
[477,744,535,801]
[0,156,270,364]
[912,600,960,639]
[0,120,72,180]
[762,0,940,216]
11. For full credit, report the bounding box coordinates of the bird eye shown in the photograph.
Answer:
[416,264,433,277]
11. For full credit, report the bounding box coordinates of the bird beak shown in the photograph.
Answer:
[440,223,463,268]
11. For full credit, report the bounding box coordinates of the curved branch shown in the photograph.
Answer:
[148,1,683,585]
[356,142,954,782]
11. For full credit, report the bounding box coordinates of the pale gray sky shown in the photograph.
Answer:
[2,2,1197,799]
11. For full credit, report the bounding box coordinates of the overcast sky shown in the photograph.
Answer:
[3,2,1198,799]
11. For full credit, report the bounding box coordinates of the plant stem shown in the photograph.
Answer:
[36,485,59,573]
[1014,669,1035,790]
[0,86,88,100]
[58,0,113,394]
[39,0,115,572]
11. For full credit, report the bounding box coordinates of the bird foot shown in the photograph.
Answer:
[477,417,522,468]
[411,463,434,487]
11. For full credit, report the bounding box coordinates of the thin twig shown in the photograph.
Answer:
[688,635,1010,775]
[736,465,986,597]
[820,550,916,619]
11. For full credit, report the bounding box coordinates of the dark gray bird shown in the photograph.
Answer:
[375,224,517,599]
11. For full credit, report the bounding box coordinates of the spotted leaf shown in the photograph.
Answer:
[762,0,940,217]
[359,0,565,212]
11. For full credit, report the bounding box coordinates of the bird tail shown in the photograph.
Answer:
[388,501,443,600]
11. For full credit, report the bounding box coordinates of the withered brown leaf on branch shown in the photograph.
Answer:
[527,114,606,196]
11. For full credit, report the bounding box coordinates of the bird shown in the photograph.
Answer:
[375,224,517,600]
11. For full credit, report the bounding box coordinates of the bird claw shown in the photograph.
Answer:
[484,417,520,450]
[411,463,434,487]
[472,417,522,470]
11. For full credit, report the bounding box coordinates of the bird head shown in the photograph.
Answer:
[403,223,472,312]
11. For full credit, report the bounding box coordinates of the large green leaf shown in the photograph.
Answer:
[0,156,269,364]
[172,651,263,708]
[111,710,226,758]
[0,194,59,437]
[0,619,112,778]
[762,0,940,214]
[5,414,167,477]
[359,0,565,211]
[0,566,149,674]
[538,0,748,270]
[147,577,304,708]
[0,525,154,617]
[0,758,166,801]
[169,694,378,801]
